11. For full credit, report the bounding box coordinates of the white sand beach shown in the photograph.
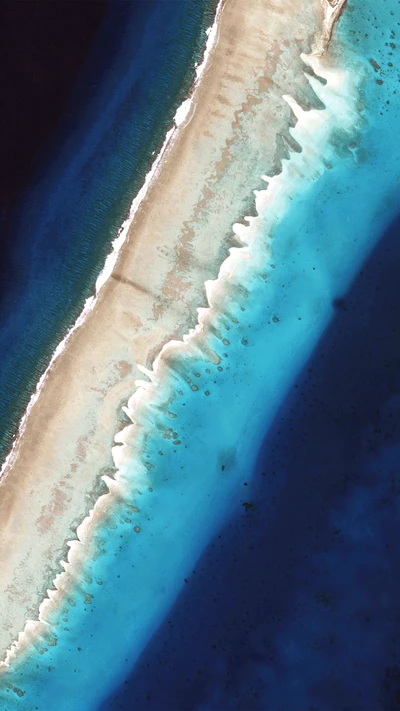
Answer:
[0,0,340,658]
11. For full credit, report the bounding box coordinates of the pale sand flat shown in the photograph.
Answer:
[0,0,328,657]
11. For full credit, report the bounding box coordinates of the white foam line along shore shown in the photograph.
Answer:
[0,0,225,483]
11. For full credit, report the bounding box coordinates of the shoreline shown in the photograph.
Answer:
[0,0,225,484]
[0,0,338,663]
[1,15,360,686]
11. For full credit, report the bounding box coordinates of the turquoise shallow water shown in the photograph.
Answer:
[2,0,400,708]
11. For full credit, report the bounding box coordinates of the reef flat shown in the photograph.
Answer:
[0,0,326,663]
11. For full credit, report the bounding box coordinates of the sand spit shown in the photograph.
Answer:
[0,0,337,659]
[314,0,348,55]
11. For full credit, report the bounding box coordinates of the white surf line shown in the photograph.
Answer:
[0,0,225,483]
[1,4,358,670]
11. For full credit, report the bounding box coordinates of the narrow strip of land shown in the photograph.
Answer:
[0,0,325,657]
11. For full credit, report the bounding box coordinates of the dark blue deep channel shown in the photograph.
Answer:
[99,212,400,710]
[0,0,216,465]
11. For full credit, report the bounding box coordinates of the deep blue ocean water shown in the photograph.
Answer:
[1,0,400,709]
[100,210,400,711]
[0,0,216,464]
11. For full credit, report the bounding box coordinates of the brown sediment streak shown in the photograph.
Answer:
[314,0,348,55]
